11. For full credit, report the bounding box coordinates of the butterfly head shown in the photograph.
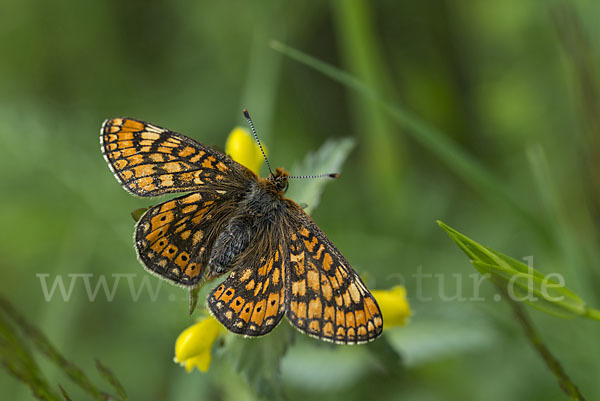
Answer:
[268,167,289,192]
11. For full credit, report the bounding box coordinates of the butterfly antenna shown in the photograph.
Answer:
[243,109,273,176]
[288,173,340,179]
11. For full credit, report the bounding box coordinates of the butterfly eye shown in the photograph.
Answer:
[276,179,289,192]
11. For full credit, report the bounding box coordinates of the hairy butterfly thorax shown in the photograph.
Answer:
[207,168,288,277]
[100,111,384,344]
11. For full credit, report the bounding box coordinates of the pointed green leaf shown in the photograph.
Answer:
[96,359,129,401]
[130,208,148,222]
[58,385,73,401]
[438,221,596,321]
[188,286,201,315]
[439,221,546,280]
[472,261,585,318]
[220,323,293,400]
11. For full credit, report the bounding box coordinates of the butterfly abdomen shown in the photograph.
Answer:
[208,215,254,276]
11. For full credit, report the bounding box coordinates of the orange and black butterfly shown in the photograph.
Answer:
[100,112,383,344]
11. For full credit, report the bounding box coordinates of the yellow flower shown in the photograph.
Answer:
[225,126,266,174]
[174,316,224,372]
[372,286,411,328]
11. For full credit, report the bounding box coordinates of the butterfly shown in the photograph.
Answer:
[100,113,383,344]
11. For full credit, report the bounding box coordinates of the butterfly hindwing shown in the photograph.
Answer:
[207,244,286,336]
[135,191,237,287]
[284,203,383,344]
[100,118,247,197]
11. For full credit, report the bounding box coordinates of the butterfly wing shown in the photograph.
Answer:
[135,190,238,287]
[207,227,286,336]
[284,202,383,344]
[100,118,251,197]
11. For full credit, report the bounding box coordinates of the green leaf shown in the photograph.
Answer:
[471,261,585,319]
[286,137,355,215]
[188,286,201,315]
[437,221,595,321]
[58,385,73,401]
[438,221,547,279]
[0,310,63,401]
[130,208,148,222]
[0,297,111,401]
[220,323,294,400]
[96,359,129,401]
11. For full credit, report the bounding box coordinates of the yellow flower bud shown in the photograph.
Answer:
[225,127,266,174]
[372,286,411,328]
[174,316,223,372]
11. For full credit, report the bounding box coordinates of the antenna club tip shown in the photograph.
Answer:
[243,109,250,119]
[330,173,340,179]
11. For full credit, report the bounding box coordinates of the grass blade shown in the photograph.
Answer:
[271,40,544,233]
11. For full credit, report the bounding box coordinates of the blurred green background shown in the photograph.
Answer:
[1,1,600,400]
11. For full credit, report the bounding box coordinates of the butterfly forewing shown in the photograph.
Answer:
[284,204,383,344]
[208,244,286,336]
[100,118,240,197]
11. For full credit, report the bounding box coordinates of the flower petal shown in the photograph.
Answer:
[225,127,265,174]
[184,354,211,373]
[372,286,411,328]
[174,316,223,372]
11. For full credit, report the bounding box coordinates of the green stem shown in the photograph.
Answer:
[583,307,600,322]
[0,297,108,401]
[499,287,586,401]
[0,312,63,401]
